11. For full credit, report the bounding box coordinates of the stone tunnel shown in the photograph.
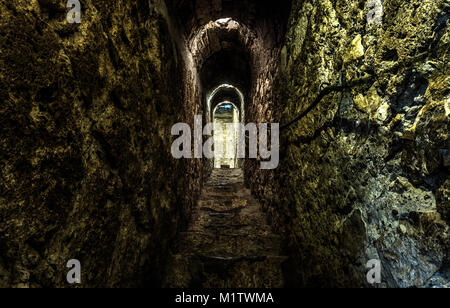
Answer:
[0,0,449,288]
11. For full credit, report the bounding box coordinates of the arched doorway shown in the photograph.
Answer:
[207,84,245,169]
[213,102,240,169]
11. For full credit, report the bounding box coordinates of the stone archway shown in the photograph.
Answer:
[212,101,240,169]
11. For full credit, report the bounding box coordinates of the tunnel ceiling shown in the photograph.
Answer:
[165,0,293,38]
[167,0,293,125]
[200,48,251,96]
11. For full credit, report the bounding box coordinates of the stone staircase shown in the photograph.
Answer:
[164,169,287,288]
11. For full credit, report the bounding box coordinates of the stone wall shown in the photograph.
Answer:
[270,0,449,287]
[243,2,290,231]
[0,0,448,289]
[0,0,194,287]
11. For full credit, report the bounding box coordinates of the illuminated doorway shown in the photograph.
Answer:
[213,102,240,169]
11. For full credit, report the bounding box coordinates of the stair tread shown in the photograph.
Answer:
[164,169,285,288]
[170,254,288,260]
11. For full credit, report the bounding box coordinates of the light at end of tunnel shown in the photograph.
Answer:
[216,18,232,25]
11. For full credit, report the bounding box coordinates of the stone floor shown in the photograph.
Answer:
[164,168,287,288]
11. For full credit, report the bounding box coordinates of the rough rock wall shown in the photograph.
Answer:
[273,0,449,287]
[0,0,192,287]
[243,8,288,226]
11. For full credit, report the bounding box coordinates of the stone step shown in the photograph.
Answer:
[163,254,288,288]
[198,198,247,209]
[188,207,268,231]
[164,168,286,288]
[176,231,282,256]
[201,189,253,199]
[198,196,252,205]
[188,225,272,236]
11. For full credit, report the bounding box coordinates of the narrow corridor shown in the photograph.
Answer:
[164,169,286,288]
[0,0,448,289]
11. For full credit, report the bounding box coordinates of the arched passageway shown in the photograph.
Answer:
[163,1,293,288]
